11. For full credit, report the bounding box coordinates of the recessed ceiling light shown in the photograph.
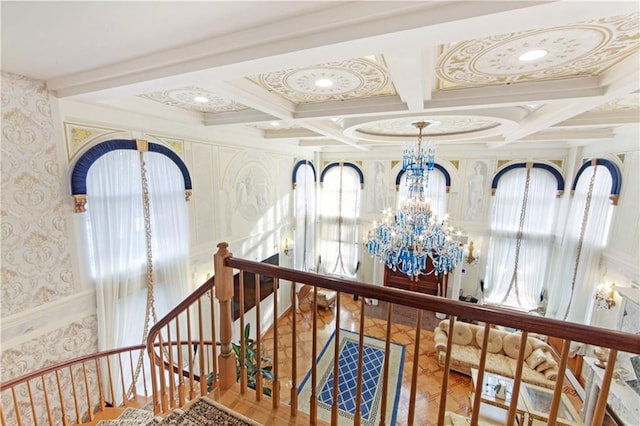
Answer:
[314,78,334,88]
[193,95,209,103]
[518,49,548,62]
[269,122,280,127]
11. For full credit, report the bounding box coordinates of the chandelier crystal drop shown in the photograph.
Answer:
[366,121,465,277]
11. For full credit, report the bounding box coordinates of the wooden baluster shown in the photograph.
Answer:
[214,242,236,391]
[117,353,126,406]
[197,297,206,396]
[272,277,280,408]
[41,376,53,425]
[1,395,7,426]
[290,281,298,417]
[105,356,116,407]
[11,386,22,426]
[127,351,137,398]
[81,362,94,422]
[379,301,393,426]
[185,306,196,400]
[408,309,423,426]
[592,348,618,425]
[140,352,149,398]
[255,273,263,401]
[354,297,366,426]
[547,339,570,426]
[438,315,457,426]
[94,359,105,412]
[331,292,341,425]
[175,316,185,406]
[209,287,218,391]
[54,370,68,425]
[507,331,528,426]
[26,380,36,426]
[239,271,247,394]
[147,345,159,414]
[166,324,176,408]
[157,334,168,412]
[471,322,492,426]
[310,285,318,425]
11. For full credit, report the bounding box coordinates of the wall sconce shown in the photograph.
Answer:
[283,238,292,256]
[594,282,616,310]
[465,241,479,265]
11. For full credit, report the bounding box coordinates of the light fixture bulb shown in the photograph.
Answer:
[193,96,209,103]
[518,49,548,62]
[314,78,334,88]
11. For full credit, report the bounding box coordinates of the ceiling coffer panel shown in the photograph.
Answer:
[437,13,639,89]
[247,57,397,104]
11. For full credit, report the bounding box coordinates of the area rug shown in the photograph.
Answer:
[298,329,405,426]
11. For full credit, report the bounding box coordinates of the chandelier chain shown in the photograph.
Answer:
[500,166,531,306]
[562,164,597,320]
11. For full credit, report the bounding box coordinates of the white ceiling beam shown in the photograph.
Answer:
[202,109,278,126]
[383,50,425,111]
[494,56,640,147]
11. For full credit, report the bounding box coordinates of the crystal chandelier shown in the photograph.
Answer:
[366,121,464,277]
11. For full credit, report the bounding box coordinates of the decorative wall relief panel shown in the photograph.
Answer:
[63,122,130,162]
[1,72,75,317]
[464,161,488,221]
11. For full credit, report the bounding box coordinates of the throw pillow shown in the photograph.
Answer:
[525,348,547,369]
[451,322,474,345]
[475,328,503,353]
[544,366,559,380]
[502,333,533,359]
[535,353,556,372]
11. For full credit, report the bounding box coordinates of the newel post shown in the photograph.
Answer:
[214,242,236,390]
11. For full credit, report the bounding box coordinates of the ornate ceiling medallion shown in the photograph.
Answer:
[249,58,395,104]
[437,13,639,88]
[138,87,249,113]
[350,116,502,142]
[590,94,639,113]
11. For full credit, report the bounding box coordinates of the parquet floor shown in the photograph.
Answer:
[259,291,583,426]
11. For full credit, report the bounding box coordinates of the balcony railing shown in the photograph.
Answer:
[2,241,639,425]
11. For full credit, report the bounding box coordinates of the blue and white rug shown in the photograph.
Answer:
[298,329,405,426]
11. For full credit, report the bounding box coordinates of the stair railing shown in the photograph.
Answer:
[213,242,640,426]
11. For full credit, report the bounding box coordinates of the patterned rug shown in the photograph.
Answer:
[98,397,261,426]
[298,329,405,426]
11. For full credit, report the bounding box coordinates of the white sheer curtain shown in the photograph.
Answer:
[319,165,361,278]
[85,149,191,403]
[293,164,316,272]
[484,167,558,310]
[397,169,447,218]
[546,165,613,323]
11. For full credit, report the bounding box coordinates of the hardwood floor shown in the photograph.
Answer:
[256,291,583,426]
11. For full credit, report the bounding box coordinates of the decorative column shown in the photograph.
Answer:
[214,242,236,390]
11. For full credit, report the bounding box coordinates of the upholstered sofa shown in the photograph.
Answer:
[433,319,559,389]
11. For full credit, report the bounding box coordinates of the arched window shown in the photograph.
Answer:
[292,160,316,271]
[395,164,450,219]
[319,162,363,278]
[70,139,192,403]
[546,159,620,323]
[485,163,564,310]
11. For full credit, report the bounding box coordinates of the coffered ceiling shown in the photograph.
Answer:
[2,1,638,153]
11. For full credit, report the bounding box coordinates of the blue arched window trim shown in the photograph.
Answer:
[571,159,622,201]
[291,160,317,189]
[491,162,564,195]
[320,162,364,188]
[70,139,192,196]
[395,164,451,193]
